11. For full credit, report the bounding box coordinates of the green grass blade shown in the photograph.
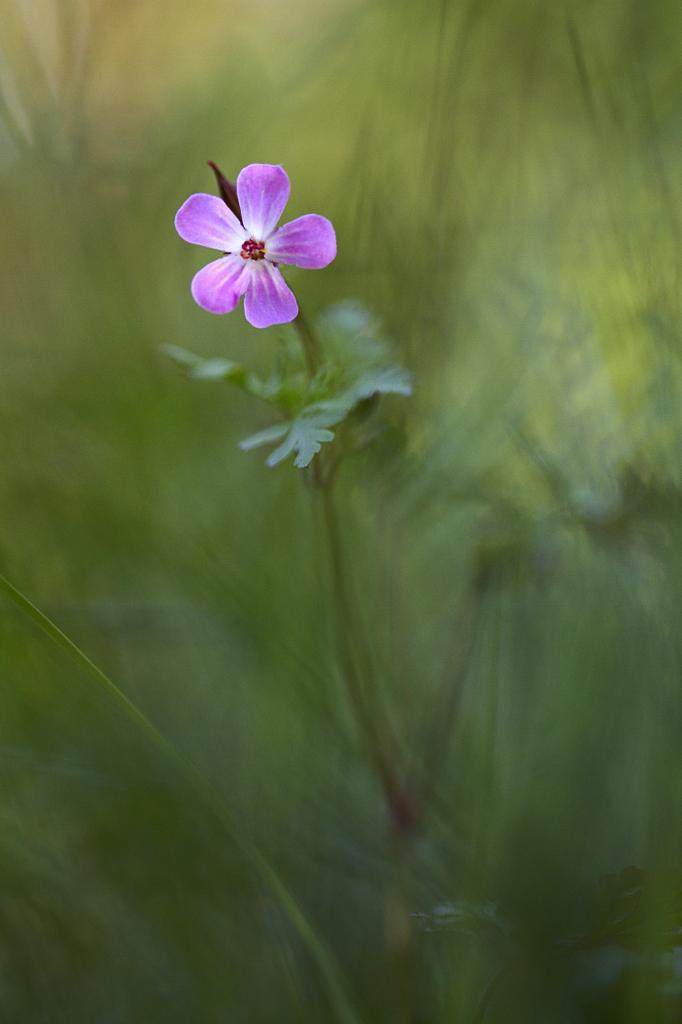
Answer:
[0,572,362,1024]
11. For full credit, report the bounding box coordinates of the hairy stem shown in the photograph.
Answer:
[292,311,414,827]
[292,310,419,1021]
[294,308,321,378]
[320,482,417,831]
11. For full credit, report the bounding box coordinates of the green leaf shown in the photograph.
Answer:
[312,301,413,411]
[268,403,349,468]
[161,344,271,399]
[161,343,198,368]
[187,358,248,383]
[239,367,412,470]
[167,303,413,471]
[240,407,341,469]
[345,366,413,404]
[239,423,290,451]
[267,420,336,469]
[316,301,388,368]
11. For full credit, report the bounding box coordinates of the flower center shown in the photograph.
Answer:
[240,238,266,261]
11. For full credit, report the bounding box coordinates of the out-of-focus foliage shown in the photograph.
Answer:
[0,0,680,1020]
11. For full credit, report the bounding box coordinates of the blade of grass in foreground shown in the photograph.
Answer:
[0,572,362,1024]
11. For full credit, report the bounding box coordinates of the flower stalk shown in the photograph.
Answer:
[293,308,321,379]
[174,160,441,1022]
[290,308,417,1023]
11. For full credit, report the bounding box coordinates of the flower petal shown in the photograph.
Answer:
[175,194,247,252]
[266,214,337,269]
[191,254,250,314]
[243,262,298,329]
[236,164,290,240]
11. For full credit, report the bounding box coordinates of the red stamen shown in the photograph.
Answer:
[241,238,266,261]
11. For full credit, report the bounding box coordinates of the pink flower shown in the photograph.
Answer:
[174,163,336,329]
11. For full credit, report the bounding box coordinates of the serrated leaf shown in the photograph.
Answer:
[239,423,290,451]
[316,301,388,368]
[161,344,198,368]
[268,405,346,468]
[313,302,412,413]
[296,402,350,428]
[167,303,413,472]
[345,366,413,404]
[161,344,271,399]
[188,358,247,383]
[318,301,378,336]
[266,419,336,469]
[240,405,343,470]
[239,371,411,470]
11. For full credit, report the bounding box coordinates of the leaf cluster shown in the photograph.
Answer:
[163,302,412,469]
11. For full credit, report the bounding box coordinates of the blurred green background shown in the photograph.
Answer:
[1,0,681,1020]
